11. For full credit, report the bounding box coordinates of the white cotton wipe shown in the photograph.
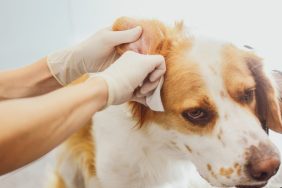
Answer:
[145,77,165,112]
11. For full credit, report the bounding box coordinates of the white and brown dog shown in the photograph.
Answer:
[47,17,282,188]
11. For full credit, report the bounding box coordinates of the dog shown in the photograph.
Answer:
[46,17,282,188]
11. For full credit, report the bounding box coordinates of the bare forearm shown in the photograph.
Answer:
[0,77,107,175]
[0,57,61,100]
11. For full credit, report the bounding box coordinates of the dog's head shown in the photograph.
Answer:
[113,17,282,187]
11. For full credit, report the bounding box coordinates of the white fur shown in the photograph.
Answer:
[93,104,213,188]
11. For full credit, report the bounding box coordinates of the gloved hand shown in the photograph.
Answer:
[47,26,142,85]
[91,51,166,108]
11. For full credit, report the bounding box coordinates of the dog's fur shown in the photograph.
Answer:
[47,17,282,188]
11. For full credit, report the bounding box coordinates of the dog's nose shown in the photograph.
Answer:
[246,145,280,181]
[247,157,280,181]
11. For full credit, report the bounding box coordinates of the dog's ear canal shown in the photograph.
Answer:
[112,17,172,57]
[247,58,282,133]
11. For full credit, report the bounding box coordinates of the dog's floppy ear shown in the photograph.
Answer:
[247,58,282,133]
[112,17,172,57]
[272,70,282,118]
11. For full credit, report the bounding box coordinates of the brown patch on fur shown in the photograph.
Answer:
[222,45,256,110]
[207,163,212,171]
[185,145,193,153]
[234,163,242,176]
[207,164,217,179]
[220,167,234,178]
[157,57,219,134]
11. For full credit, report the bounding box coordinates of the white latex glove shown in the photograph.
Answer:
[92,51,166,109]
[47,26,142,85]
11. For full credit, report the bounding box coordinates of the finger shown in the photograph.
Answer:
[149,66,166,82]
[142,55,165,72]
[139,79,160,95]
[109,26,142,45]
[145,55,166,81]
[135,88,146,98]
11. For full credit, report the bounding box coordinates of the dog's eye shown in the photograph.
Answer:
[239,88,255,104]
[182,108,212,125]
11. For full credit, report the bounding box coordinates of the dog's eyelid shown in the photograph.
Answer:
[246,87,256,92]
[237,87,256,104]
[181,107,214,126]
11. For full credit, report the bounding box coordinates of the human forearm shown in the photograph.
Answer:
[0,76,107,175]
[0,57,61,100]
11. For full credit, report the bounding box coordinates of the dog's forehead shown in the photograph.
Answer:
[188,37,225,67]
[187,38,227,96]
[163,37,254,111]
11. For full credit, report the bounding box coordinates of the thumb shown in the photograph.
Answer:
[110,26,142,45]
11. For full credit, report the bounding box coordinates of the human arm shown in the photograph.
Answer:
[0,26,142,100]
[0,76,107,175]
[0,57,61,100]
[0,51,165,175]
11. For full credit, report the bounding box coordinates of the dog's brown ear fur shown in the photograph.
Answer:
[112,17,187,127]
[112,17,176,126]
[247,58,282,133]
[112,17,173,57]
[112,17,174,57]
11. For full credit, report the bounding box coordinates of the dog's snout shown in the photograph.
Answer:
[247,157,280,181]
[246,145,280,181]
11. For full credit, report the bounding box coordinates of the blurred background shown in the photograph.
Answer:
[0,0,281,187]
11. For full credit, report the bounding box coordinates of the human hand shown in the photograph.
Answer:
[47,26,142,85]
[92,51,166,106]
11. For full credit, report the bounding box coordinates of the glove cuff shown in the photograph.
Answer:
[89,73,117,108]
[47,48,88,85]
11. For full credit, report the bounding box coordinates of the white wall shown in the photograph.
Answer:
[1,0,282,70]
[0,0,74,69]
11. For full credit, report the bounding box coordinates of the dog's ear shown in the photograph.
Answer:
[272,70,282,118]
[112,17,172,57]
[247,58,282,133]
[112,17,175,127]
[112,17,186,127]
